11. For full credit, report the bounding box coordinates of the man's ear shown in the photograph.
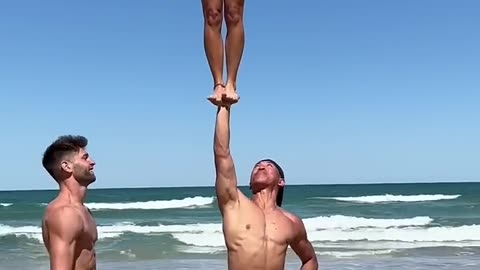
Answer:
[278,178,285,187]
[61,160,73,173]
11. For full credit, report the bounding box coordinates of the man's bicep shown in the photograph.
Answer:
[49,232,77,270]
[289,216,318,268]
[46,208,82,270]
[291,237,316,264]
[214,155,239,207]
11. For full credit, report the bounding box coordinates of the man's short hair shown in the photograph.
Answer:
[42,135,88,181]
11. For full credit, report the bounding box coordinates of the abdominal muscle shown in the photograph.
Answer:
[222,200,292,270]
[227,241,288,270]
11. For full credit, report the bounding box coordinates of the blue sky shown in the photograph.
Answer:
[0,1,479,190]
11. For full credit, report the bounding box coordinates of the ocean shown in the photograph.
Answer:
[1,182,479,269]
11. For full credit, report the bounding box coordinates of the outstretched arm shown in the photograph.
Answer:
[288,214,318,270]
[214,106,239,214]
[47,207,83,270]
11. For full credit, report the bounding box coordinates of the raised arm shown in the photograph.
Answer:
[287,213,318,270]
[213,106,239,213]
[46,207,83,270]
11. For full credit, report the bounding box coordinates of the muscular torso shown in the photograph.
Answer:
[222,192,295,270]
[42,202,97,270]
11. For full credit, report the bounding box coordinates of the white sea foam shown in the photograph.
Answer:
[322,194,461,203]
[0,203,12,207]
[302,215,432,229]
[3,214,480,252]
[308,225,480,242]
[0,224,43,242]
[171,222,480,249]
[84,196,215,210]
[177,245,225,254]
[316,241,480,250]
[98,222,221,235]
[317,249,395,258]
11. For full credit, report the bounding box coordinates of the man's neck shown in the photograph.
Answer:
[59,179,87,204]
[252,188,277,211]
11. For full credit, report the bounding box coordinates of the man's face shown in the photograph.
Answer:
[70,148,96,185]
[249,161,282,190]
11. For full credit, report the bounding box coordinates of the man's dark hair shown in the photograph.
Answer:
[258,159,285,207]
[42,135,88,181]
[277,186,284,207]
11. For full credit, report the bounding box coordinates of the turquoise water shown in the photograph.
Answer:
[1,183,480,269]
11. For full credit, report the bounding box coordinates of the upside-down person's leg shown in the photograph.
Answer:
[224,0,244,104]
[203,0,226,105]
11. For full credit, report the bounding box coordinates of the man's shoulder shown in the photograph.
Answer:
[44,204,83,232]
[280,209,303,226]
[279,209,309,243]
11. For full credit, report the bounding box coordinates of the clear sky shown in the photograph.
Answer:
[0,0,479,190]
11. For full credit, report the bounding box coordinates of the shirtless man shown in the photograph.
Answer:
[213,105,319,270]
[41,135,97,270]
[203,0,244,105]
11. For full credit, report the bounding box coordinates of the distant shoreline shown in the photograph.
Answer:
[1,180,478,192]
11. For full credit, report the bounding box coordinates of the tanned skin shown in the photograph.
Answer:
[41,136,98,270]
[213,106,319,270]
[203,0,244,105]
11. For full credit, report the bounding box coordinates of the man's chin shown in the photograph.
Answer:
[83,177,96,186]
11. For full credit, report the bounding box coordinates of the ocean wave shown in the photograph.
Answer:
[302,215,432,229]
[96,215,432,238]
[321,194,461,203]
[317,249,395,258]
[37,196,215,210]
[308,225,480,242]
[0,203,12,207]
[177,245,225,254]
[84,196,215,210]
[172,224,480,249]
[3,215,480,251]
[316,241,480,250]
[0,224,43,242]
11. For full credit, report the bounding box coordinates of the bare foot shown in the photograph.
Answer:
[223,83,239,105]
[207,83,226,106]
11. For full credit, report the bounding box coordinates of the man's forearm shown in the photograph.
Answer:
[213,105,239,207]
[300,257,318,270]
[214,106,231,157]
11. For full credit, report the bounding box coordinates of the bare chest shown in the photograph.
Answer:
[223,206,293,249]
[80,208,98,244]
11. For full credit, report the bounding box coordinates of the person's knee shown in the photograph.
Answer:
[205,7,223,28]
[225,5,243,27]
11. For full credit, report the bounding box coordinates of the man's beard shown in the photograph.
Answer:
[73,168,96,186]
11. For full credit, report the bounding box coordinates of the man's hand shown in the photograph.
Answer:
[213,106,239,214]
[287,213,319,270]
[46,206,83,270]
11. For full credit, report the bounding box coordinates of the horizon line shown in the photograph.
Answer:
[1,180,478,192]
